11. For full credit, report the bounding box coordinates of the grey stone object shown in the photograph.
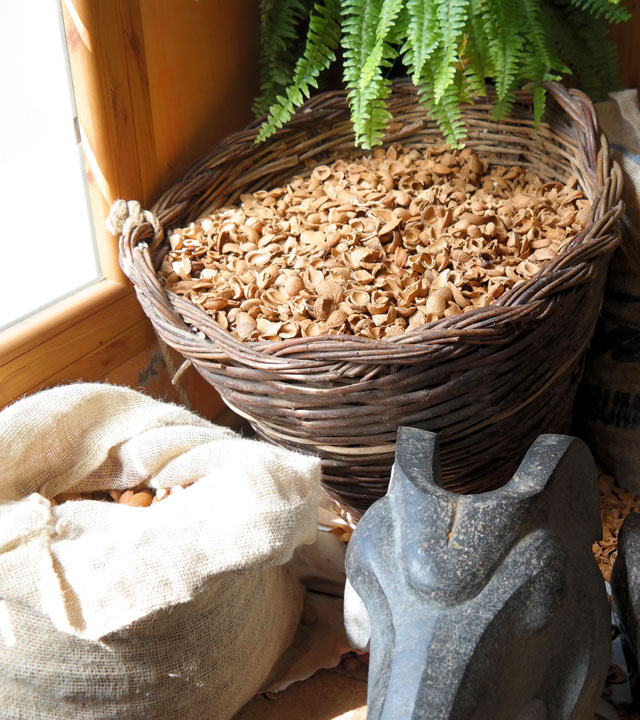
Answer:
[611,512,640,660]
[344,427,610,720]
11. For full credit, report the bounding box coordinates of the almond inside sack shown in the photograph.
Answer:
[0,383,321,720]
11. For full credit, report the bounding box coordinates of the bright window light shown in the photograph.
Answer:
[0,1,100,331]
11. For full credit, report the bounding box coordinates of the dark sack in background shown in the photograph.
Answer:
[577,90,640,491]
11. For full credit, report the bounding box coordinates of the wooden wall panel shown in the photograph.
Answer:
[611,1,640,90]
[140,0,260,200]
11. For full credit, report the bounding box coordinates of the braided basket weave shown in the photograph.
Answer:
[119,80,623,515]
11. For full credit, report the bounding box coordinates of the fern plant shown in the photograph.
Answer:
[253,0,630,149]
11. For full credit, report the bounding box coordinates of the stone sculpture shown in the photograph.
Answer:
[611,512,640,660]
[344,427,610,720]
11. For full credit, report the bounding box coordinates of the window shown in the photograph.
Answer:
[0,1,100,331]
[0,0,259,409]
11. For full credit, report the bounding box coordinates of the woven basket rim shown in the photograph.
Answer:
[119,79,624,369]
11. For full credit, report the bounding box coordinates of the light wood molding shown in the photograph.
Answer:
[2,0,259,409]
[61,0,152,284]
[0,282,149,406]
[0,281,131,366]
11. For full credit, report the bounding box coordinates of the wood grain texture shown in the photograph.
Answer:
[0,289,152,406]
[61,0,136,283]
[140,0,260,198]
[0,281,131,366]
[611,1,640,91]
[35,319,157,394]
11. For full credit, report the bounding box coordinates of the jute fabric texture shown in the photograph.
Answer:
[578,91,640,490]
[0,383,321,719]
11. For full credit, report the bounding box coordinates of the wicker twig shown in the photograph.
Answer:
[119,80,623,516]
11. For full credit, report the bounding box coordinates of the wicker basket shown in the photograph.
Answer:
[119,80,623,516]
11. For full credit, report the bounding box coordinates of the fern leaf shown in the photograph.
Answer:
[520,0,552,72]
[351,70,397,148]
[533,84,546,125]
[491,85,518,120]
[342,0,379,91]
[256,0,341,142]
[253,0,308,116]
[291,0,341,87]
[567,6,621,97]
[540,1,586,79]
[513,0,559,120]
[463,0,494,96]
[482,0,523,101]
[569,0,631,23]
[417,56,467,147]
[360,0,404,89]
[402,0,439,83]
[433,0,468,103]
[343,0,396,148]
[360,79,395,149]
[543,0,621,99]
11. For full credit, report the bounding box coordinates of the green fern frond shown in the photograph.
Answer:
[342,0,379,91]
[257,0,341,142]
[418,57,467,147]
[402,0,439,84]
[520,0,552,73]
[514,0,558,121]
[351,69,397,148]
[491,84,518,120]
[543,1,621,99]
[433,0,468,103]
[360,0,405,89]
[463,0,494,95]
[541,2,585,78]
[482,0,524,101]
[343,0,396,148]
[569,0,631,23]
[253,0,309,116]
[389,2,411,44]
[533,84,546,125]
[566,6,621,97]
[253,0,630,150]
[360,78,395,149]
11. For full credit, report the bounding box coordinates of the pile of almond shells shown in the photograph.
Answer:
[160,143,591,342]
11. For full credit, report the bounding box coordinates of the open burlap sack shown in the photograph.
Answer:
[0,383,321,720]
[577,91,640,491]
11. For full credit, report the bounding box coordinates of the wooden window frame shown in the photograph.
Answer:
[0,0,258,407]
[0,1,154,407]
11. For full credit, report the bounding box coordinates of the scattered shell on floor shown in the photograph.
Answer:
[593,471,640,583]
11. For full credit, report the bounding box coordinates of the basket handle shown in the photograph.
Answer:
[106,199,165,252]
[545,83,599,173]
[546,81,624,225]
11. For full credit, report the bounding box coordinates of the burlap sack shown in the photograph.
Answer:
[597,90,640,288]
[577,90,640,491]
[0,383,321,719]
